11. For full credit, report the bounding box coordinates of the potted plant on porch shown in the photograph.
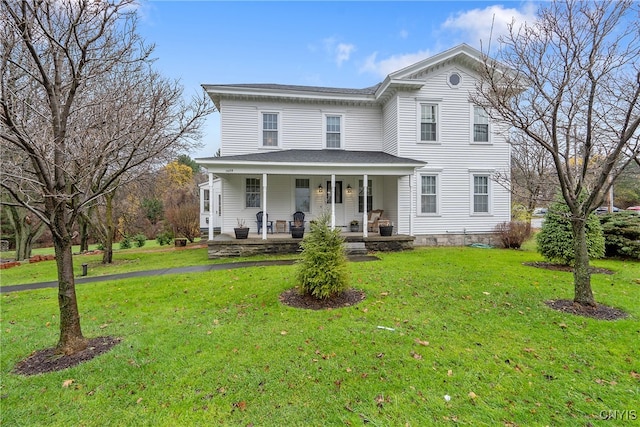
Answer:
[378,219,393,236]
[290,220,305,239]
[349,219,360,232]
[234,218,249,239]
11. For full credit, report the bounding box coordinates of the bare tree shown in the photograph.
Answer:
[472,0,640,307]
[0,1,212,354]
[509,132,558,211]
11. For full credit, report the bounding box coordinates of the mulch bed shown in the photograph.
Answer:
[523,261,614,275]
[545,299,628,321]
[13,336,122,376]
[279,287,365,310]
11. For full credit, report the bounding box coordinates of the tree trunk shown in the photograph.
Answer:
[102,192,115,264]
[52,228,87,355]
[79,215,90,252]
[8,207,42,261]
[571,218,596,307]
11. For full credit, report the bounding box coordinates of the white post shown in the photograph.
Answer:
[363,174,368,238]
[262,173,268,240]
[208,173,214,241]
[409,173,415,236]
[331,174,336,229]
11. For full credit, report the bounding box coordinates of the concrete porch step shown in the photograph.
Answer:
[345,241,367,256]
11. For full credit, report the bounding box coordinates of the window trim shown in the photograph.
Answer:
[418,172,441,216]
[259,110,281,148]
[471,105,491,144]
[323,113,344,149]
[417,101,440,144]
[470,172,492,215]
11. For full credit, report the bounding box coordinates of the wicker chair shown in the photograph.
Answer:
[367,209,384,232]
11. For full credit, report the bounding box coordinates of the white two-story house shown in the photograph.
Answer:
[196,44,511,246]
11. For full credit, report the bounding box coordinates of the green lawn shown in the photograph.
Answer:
[0,240,297,287]
[1,245,638,425]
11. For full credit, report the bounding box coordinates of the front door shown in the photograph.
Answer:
[327,180,345,227]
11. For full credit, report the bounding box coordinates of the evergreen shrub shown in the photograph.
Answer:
[600,211,640,259]
[297,211,349,299]
[536,195,604,264]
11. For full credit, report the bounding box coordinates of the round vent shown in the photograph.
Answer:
[448,72,461,87]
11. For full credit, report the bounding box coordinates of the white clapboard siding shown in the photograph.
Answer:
[382,96,398,156]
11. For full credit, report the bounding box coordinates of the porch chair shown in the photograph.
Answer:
[256,211,274,234]
[289,211,306,230]
[367,209,384,232]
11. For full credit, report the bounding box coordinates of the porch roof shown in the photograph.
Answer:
[196,149,425,176]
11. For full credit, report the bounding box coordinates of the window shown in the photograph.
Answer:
[473,106,489,143]
[295,179,310,212]
[325,115,341,148]
[473,175,490,213]
[245,178,261,208]
[203,189,210,212]
[420,175,437,214]
[420,104,437,142]
[262,112,278,146]
[358,179,373,213]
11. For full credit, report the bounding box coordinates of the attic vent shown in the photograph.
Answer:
[448,72,461,87]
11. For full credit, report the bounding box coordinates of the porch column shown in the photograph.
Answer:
[262,173,268,240]
[363,174,368,238]
[331,174,336,229]
[409,172,415,236]
[208,172,214,241]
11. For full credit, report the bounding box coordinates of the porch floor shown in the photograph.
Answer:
[207,231,415,258]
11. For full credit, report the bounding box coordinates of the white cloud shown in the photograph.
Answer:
[336,43,355,67]
[322,37,356,67]
[360,50,433,78]
[358,4,537,78]
[441,3,537,47]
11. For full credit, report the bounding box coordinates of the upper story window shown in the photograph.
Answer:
[325,115,342,149]
[473,106,489,143]
[262,112,279,147]
[246,178,261,208]
[419,103,438,142]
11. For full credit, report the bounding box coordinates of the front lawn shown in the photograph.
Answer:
[1,247,638,425]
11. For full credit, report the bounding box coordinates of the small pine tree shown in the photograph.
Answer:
[297,211,349,299]
[536,195,605,265]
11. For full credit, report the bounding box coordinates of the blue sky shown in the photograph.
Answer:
[136,1,538,158]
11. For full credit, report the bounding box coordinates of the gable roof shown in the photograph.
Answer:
[202,44,495,109]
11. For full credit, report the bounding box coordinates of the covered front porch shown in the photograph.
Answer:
[196,149,425,254]
[207,230,415,258]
